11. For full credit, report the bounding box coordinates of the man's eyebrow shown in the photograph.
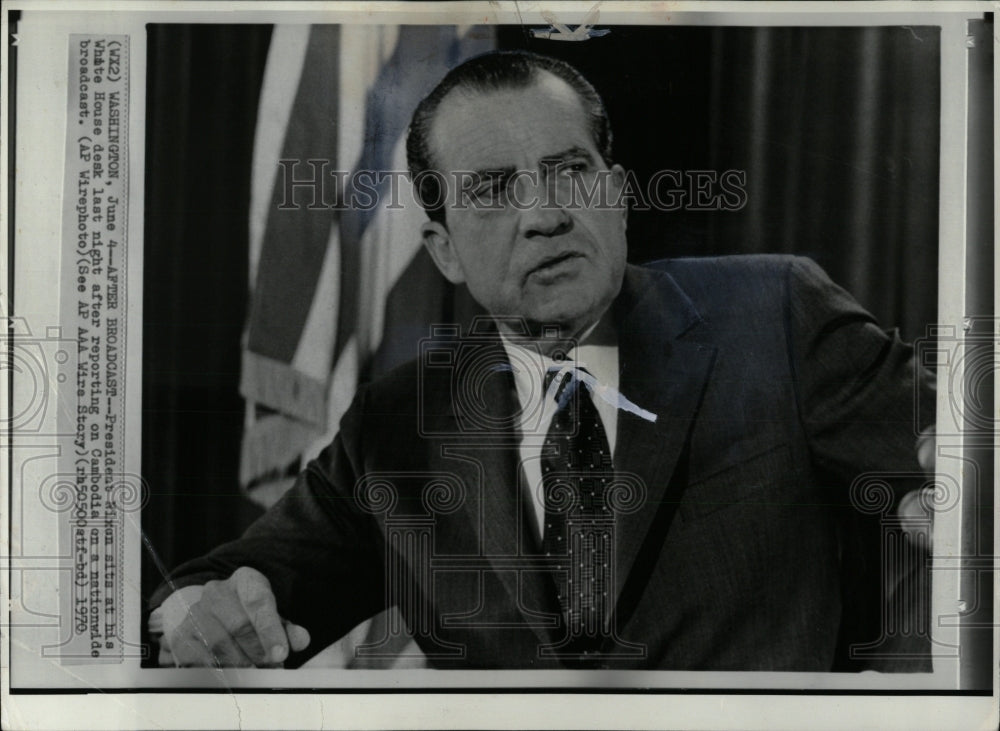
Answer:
[540,146,597,165]
[468,148,597,181]
[470,165,517,182]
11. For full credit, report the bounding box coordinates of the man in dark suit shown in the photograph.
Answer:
[151,51,934,670]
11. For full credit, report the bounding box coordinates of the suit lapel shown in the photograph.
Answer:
[610,266,717,608]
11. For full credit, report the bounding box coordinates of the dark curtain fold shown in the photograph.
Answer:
[703,26,940,341]
[141,26,272,647]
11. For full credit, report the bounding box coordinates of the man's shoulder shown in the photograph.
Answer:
[642,253,814,282]
[635,254,817,308]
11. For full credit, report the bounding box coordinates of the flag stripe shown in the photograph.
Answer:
[247,24,340,362]
[239,351,328,427]
[290,225,341,381]
[239,413,321,487]
[249,25,312,286]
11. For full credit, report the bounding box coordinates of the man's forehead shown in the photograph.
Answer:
[427,72,595,171]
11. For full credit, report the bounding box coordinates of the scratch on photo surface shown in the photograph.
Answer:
[534,3,611,42]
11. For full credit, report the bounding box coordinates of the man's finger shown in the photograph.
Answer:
[231,567,290,663]
[916,426,935,474]
[284,621,311,653]
[897,486,935,552]
[897,488,932,521]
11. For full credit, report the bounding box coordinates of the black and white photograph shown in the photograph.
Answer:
[3,2,996,729]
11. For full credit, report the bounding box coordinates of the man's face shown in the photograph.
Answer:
[421,72,628,340]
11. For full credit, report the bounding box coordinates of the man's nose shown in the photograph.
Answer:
[516,178,571,238]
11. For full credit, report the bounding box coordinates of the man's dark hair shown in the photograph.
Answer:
[406,50,613,225]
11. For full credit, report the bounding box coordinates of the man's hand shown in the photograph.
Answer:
[896,426,936,549]
[160,566,311,668]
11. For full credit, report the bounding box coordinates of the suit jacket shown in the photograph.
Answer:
[153,255,935,671]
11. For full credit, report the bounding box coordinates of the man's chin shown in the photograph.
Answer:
[499,284,616,339]
[517,309,600,341]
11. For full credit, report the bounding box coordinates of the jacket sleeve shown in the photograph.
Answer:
[785,256,936,502]
[148,386,388,660]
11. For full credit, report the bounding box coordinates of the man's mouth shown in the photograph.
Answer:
[528,252,582,278]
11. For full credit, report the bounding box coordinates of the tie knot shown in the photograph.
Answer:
[544,366,594,406]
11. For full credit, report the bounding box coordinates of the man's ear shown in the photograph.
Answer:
[421,220,467,285]
[610,163,629,229]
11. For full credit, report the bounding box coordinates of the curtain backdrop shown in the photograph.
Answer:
[142,24,941,666]
[141,26,271,655]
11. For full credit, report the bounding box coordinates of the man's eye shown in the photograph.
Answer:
[467,178,509,209]
[560,161,590,175]
[471,180,503,199]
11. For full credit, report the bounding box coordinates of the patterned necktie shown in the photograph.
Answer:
[540,367,614,635]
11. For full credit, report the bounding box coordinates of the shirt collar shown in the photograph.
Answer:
[498,314,619,413]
